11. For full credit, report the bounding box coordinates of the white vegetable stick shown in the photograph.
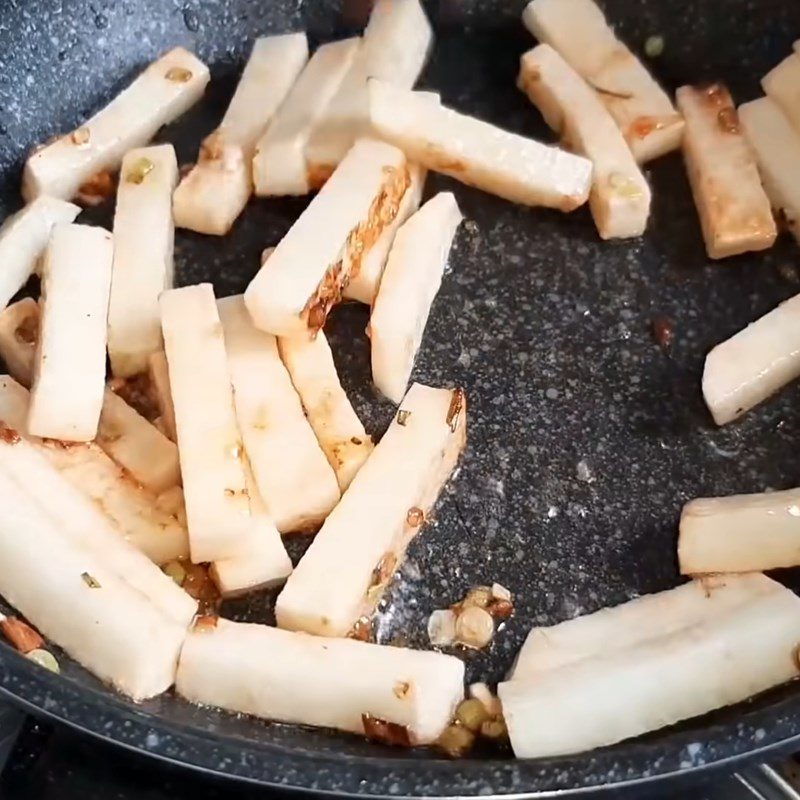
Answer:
[676,84,776,260]
[521,0,683,163]
[370,193,463,404]
[108,145,178,377]
[147,351,177,441]
[209,456,293,597]
[0,433,195,627]
[762,54,800,136]
[160,284,251,563]
[253,38,361,197]
[344,163,427,305]
[177,618,464,744]
[499,580,800,758]
[276,383,466,637]
[173,35,308,235]
[305,0,432,176]
[22,48,209,202]
[0,469,186,700]
[0,197,80,310]
[278,331,373,492]
[702,293,800,425]
[519,45,651,239]
[739,97,800,243]
[218,295,339,532]
[97,389,180,493]
[28,224,113,442]
[0,298,179,490]
[245,138,409,337]
[509,573,780,680]
[0,377,189,564]
[368,80,592,210]
[679,489,800,574]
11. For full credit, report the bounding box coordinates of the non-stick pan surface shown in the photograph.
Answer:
[1,0,800,795]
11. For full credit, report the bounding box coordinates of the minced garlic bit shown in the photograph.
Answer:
[644,35,665,58]
[427,608,457,647]
[446,387,465,432]
[81,572,101,589]
[397,409,411,426]
[70,127,91,146]
[26,648,60,674]
[166,66,194,83]
[126,156,155,185]
[406,507,424,527]
[455,605,495,649]
[393,680,411,699]
[162,560,187,586]
[455,698,489,732]
[437,723,475,758]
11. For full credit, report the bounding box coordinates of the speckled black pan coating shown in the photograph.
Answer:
[1,0,800,795]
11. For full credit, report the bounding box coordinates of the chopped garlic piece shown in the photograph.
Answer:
[519,45,651,239]
[0,468,186,700]
[500,576,800,757]
[209,455,293,597]
[509,573,778,680]
[108,145,178,377]
[0,377,189,564]
[702,293,800,425]
[177,617,464,744]
[218,295,339,532]
[23,48,209,202]
[762,53,800,136]
[522,0,683,162]
[368,80,592,210]
[245,138,409,337]
[147,351,177,441]
[28,224,113,442]
[253,38,361,196]
[344,163,427,305]
[680,488,800,573]
[0,197,79,310]
[371,193,463,403]
[174,35,308,235]
[276,383,466,637]
[739,96,800,243]
[278,331,373,491]
[160,284,251,563]
[305,0,432,175]
[676,84,776,259]
[0,433,195,627]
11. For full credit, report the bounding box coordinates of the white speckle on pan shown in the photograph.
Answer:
[546,505,559,519]
[545,387,559,400]
[576,460,594,483]
[145,731,160,749]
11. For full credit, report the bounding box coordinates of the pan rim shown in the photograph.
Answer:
[3,647,800,796]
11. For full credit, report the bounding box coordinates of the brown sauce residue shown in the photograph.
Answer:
[75,171,115,207]
[306,162,336,190]
[302,162,410,333]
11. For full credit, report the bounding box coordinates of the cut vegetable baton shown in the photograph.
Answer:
[518,45,651,239]
[0,468,186,701]
[177,617,464,745]
[278,330,373,492]
[108,144,179,377]
[276,383,466,637]
[218,295,340,532]
[174,35,308,235]
[23,47,209,202]
[367,80,593,210]
[160,284,252,563]
[245,138,409,337]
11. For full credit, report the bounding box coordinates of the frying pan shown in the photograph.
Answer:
[1,0,800,795]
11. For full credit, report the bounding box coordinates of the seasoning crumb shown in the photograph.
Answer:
[126,156,154,184]
[644,35,665,58]
[651,315,675,349]
[81,572,101,589]
[397,409,411,426]
[165,66,193,83]
[70,126,90,146]
[446,388,465,432]
[393,680,411,699]
[350,436,363,445]
[406,507,424,527]
[362,715,412,747]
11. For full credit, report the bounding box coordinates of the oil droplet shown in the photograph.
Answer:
[183,8,200,31]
